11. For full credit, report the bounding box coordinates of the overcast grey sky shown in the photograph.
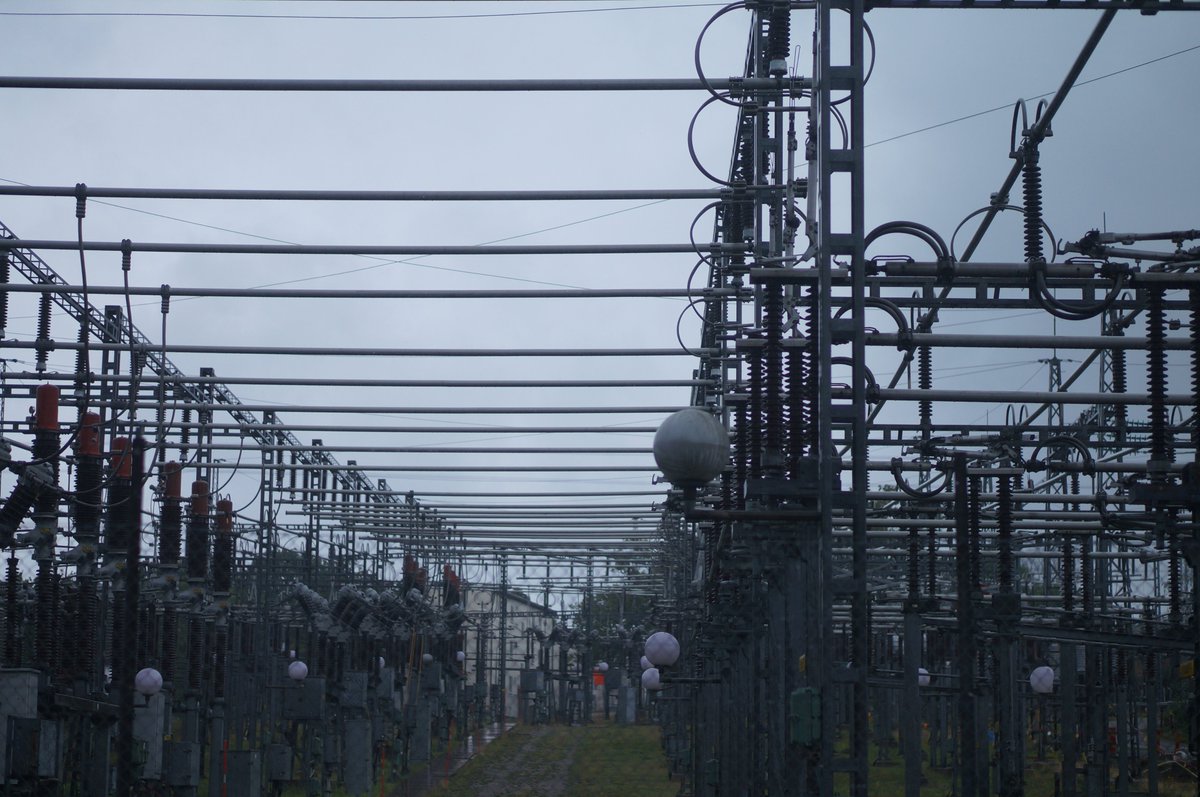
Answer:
[0,1,1196,595]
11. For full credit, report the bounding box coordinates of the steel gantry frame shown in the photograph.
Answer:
[679,2,1200,797]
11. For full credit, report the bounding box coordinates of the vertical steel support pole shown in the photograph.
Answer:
[902,608,922,797]
[115,437,145,797]
[813,0,869,788]
[996,472,1022,797]
[1061,639,1078,797]
[810,0,838,791]
[955,456,979,797]
[846,0,869,791]
[499,556,508,722]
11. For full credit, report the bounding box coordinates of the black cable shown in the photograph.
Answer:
[865,220,951,262]
[829,19,875,107]
[949,204,1057,264]
[688,94,741,186]
[694,2,762,109]
[675,300,710,359]
[1031,264,1127,322]
[891,460,951,500]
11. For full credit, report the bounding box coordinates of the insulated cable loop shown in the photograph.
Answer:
[890,458,951,500]
[865,220,952,263]
[950,204,1057,265]
[1022,435,1096,475]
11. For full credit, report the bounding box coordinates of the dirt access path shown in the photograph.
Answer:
[465,725,581,797]
[421,723,676,797]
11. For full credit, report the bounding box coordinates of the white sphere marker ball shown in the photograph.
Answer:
[598,662,609,673]
[421,653,434,665]
[1029,665,1055,694]
[917,667,930,687]
[645,631,680,667]
[134,667,163,696]
[652,408,729,487]
[641,667,662,691]
[288,660,309,681]
[378,656,386,669]
[455,650,466,663]
[640,655,652,671]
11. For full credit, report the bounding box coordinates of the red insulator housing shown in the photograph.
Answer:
[216,498,233,532]
[190,480,209,517]
[35,384,59,431]
[111,437,132,479]
[78,412,102,457]
[163,462,182,499]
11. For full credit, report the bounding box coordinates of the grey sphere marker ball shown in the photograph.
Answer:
[653,408,729,487]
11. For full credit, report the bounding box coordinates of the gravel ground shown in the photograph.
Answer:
[451,725,581,797]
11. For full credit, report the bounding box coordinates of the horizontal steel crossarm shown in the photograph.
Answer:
[0,238,742,256]
[0,76,813,92]
[0,185,730,202]
[843,0,1200,9]
[0,340,711,357]
[0,283,744,301]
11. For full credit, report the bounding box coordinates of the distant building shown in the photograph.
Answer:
[462,588,556,719]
